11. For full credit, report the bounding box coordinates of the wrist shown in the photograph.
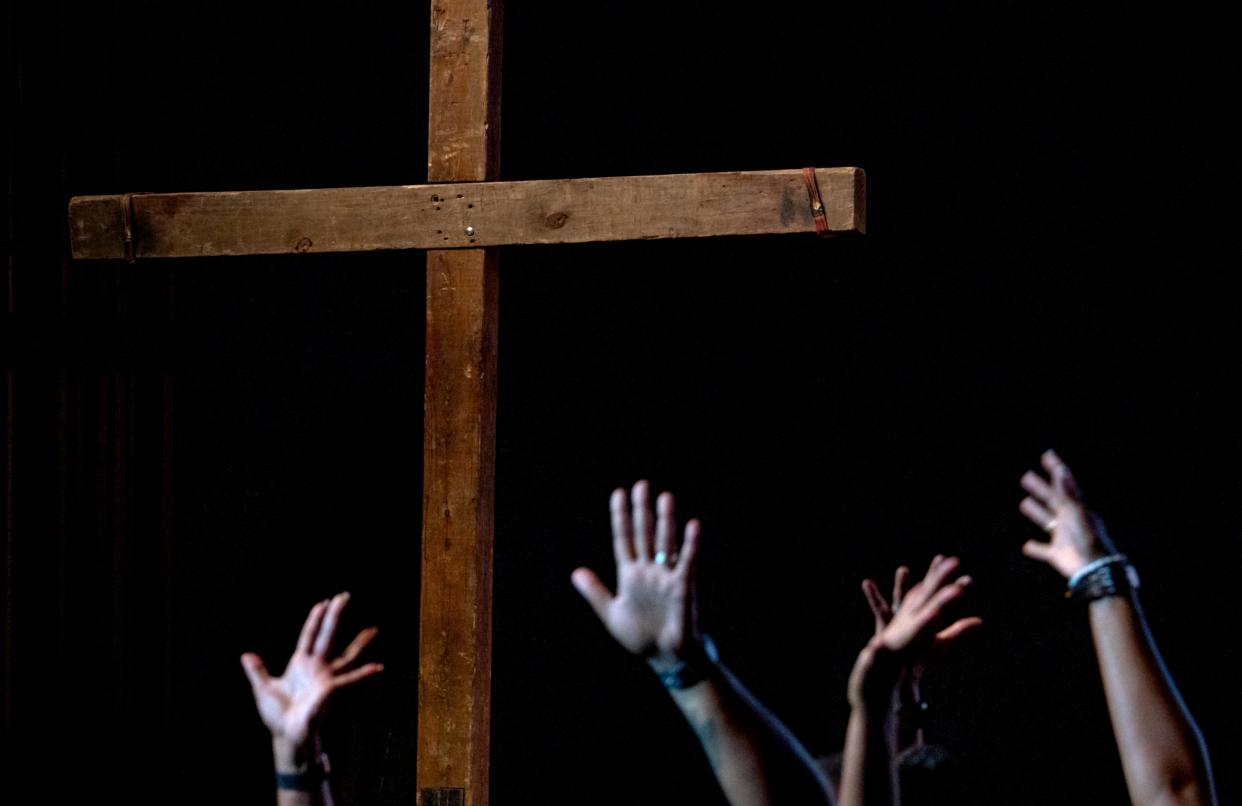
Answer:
[272,737,312,773]
[1067,555,1139,603]
[1063,548,1109,579]
[273,737,332,792]
[847,699,891,728]
[848,641,904,709]
[648,634,718,689]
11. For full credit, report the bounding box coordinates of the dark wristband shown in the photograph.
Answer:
[276,769,322,791]
[276,749,330,792]
[653,634,720,689]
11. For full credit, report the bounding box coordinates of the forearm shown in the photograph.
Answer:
[665,664,834,806]
[837,705,895,806]
[1089,594,1214,806]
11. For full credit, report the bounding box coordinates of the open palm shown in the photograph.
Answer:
[849,556,977,707]
[572,481,701,665]
[241,592,383,748]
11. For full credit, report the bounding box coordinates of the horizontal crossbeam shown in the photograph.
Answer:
[68,168,865,260]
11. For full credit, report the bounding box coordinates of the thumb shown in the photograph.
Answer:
[570,567,615,622]
[240,652,271,689]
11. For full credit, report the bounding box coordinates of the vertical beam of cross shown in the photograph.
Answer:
[416,1,503,804]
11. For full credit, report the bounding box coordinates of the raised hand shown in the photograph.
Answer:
[862,563,976,672]
[849,556,979,708]
[1019,450,1113,578]
[241,592,383,752]
[1017,454,1218,805]
[571,480,702,667]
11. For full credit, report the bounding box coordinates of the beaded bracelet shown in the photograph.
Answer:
[1066,554,1140,603]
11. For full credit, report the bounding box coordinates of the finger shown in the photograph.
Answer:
[937,615,983,641]
[571,567,616,621]
[1042,450,1079,500]
[901,579,926,609]
[902,556,943,610]
[919,575,972,624]
[333,662,384,690]
[1020,471,1054,505]
[932,617,984,657]
[1022,539,1055,563]
[674,518,701,578]
[1062,469,1083,501]
[610,488,635,564]
[1019,497,1056,531]
[1046,451,1083,501]
[861,579,891,630]
[632,480,653,561]
[240,652,271,689]
[331,626,379,671]
[654,491,676,564]
[919,555,960,599]
[892,566,911,610]
[313,592,350,657]
[296,599,329,655]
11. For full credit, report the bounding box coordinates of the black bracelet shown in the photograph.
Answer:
[654,634,720,689]
[276,769,323,791]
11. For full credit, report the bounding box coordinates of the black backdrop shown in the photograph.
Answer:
[4,1,1240,803]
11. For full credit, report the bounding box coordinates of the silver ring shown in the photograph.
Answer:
[1044,518,1058,533]
[654,551,669,565]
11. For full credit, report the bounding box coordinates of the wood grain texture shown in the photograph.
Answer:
[67,168,865,259]
[419,1,502,804]
[428,0,502,182]
[417,248,498,806]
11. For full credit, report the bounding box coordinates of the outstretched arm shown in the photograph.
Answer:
[241,592,384,806]
[572,481,834,806]
[1019,450,1216,806]
[839,556,978,806]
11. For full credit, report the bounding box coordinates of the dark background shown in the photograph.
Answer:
[4,1,1240,803]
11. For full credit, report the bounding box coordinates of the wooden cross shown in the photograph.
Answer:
[66,2,864,804]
